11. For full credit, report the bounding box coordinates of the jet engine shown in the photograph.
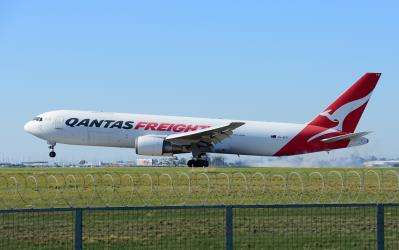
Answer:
[135,135,185,156]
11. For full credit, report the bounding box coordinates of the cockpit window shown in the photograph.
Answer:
[33,117,43,122]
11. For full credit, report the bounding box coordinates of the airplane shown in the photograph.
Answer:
[24,72,381,167]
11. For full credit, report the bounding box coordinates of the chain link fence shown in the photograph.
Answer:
[0,204,398,249]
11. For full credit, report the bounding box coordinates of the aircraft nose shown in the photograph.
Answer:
[24,121,35,134]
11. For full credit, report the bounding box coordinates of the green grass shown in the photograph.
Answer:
[0,166,398,209]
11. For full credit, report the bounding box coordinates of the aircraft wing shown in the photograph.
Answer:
[321,131,371,143]
[165,122,245,146]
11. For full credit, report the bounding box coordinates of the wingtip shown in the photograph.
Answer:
[230,122,246,126]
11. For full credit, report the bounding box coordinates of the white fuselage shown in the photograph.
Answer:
[24,110,307,157]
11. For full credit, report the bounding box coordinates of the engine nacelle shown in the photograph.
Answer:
[135,135,184,156]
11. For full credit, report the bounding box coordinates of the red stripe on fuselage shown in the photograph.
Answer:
[274,125,350,156]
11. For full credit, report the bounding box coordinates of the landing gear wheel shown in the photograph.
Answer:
[196,160,209,167]
[187,160,194,167]
[48,142,56,158]
[187,159,209,167]
[194,160,203,167]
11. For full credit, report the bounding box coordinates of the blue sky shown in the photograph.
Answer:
[0,1,398,162]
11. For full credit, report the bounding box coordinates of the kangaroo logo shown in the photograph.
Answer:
[307,92,372,142]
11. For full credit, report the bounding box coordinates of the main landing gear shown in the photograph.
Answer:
[187,153,209,167]
[48,142,56,158]
[187,159,209,167]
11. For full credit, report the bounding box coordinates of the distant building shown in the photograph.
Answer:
[21,161,49,167]
[113,161,136,167]
[364,160,399,167]
[136,158,153,166]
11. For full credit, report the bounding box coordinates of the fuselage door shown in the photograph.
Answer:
[54,117,64,129]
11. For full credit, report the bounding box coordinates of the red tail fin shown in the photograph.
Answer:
[309,72,381,133]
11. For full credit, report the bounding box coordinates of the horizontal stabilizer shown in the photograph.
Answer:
[321,131,371,143]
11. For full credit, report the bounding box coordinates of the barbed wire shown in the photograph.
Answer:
[0,169,398,209]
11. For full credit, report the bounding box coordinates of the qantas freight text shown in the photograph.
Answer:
[65,118,210,132]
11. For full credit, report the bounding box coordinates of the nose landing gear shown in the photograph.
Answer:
[48,142,56,158]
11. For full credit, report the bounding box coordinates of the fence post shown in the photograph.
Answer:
[75,208,83,250]
[376,204,384,250]
[226,206,233,250]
